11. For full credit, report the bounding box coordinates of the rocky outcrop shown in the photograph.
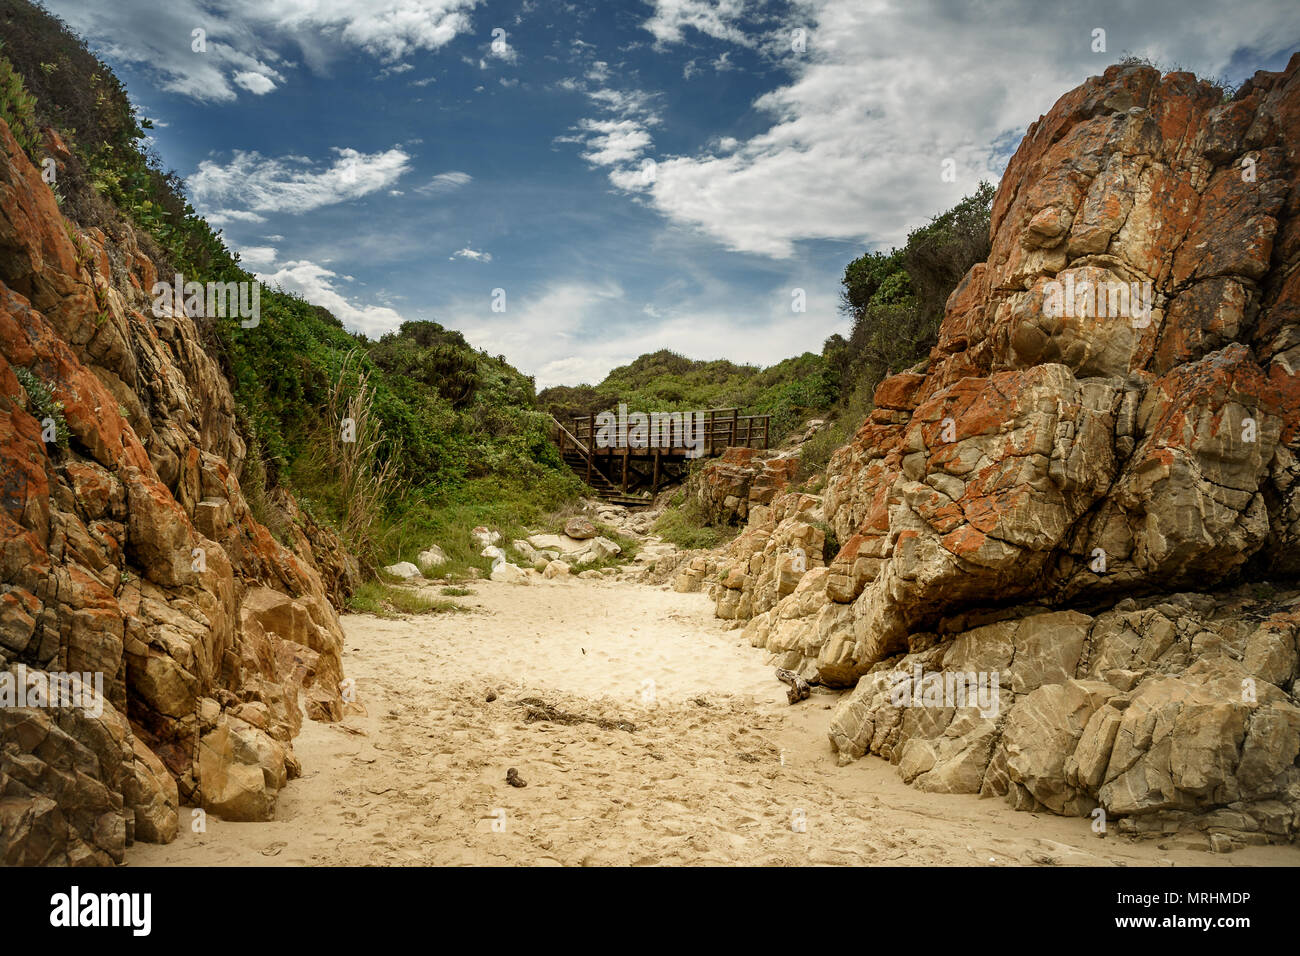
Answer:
[0,117,347,864]
[687,446,802,526]
[715,56,1300,839]
[826,586,1300,842]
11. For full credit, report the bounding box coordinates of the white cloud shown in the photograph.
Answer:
[454,281,624,387]
[451,278,844,388]
[450,247,492,262]
[635,0,1300,258]
[42,0,479,101]
[233,71,277,94]
[415,171,474,195]
[207,209,268,226]
[190,147,411,218]
[237,245,278,268]
[586,87,658,116]
[263,259,406,337]
[575,119,654,166]
[642,0,752,48]
[562,82,662,174]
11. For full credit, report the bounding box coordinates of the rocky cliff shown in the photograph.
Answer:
[0,118,350,864]
[712,56,1300,843]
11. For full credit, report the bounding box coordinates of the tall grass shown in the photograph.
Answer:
[292,350,403,571]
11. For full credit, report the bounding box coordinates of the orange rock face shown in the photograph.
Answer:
[0,119,349,864]
[722,57,1300,836]
[689,446,801,524]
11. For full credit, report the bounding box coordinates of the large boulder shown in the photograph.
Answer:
[196,716,291,822]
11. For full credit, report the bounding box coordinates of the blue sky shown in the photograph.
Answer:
[43,0,1300,387]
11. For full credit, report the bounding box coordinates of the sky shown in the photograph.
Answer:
[42,0,1300,388]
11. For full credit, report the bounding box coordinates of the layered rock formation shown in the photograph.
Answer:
[715,56,1300,841]
[0,119,348,864]
[689,446,801,526]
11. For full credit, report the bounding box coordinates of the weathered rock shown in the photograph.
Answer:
[822,590,1300,836]
[196,716,288,821]
[542,560,571,579]
[417,545,447,569]
[0,114,348,864]
[383,561,422,580]
[711,56,1300,838]
[564,516,596,539]
[687,447,801,525]
[490,562,530,585]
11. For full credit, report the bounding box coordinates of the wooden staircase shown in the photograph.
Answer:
[549,416,652,508]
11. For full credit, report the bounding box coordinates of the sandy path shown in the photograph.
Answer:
[129,577,1300,867]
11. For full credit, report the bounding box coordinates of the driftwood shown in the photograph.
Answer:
[776,668,811,704]
[514,697,637,733]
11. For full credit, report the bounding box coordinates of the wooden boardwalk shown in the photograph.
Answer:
[550,407,771,506]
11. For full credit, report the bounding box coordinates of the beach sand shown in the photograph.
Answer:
[128,576,1300,867]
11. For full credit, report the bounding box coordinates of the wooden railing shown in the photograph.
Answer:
[550,414,616,487]
[550,406,772,502]
[565,407,771,455]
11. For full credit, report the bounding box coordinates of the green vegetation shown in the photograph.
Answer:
[14,366,68,448]
[652,497,739,550]
[539,349,836,447]
[807,182,995,476]
[1,0,583,581]
[346,580,467,618]
[0,47,38,159]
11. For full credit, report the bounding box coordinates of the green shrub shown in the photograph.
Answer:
[652,499,738,550]
[0,50,39,159]
[14,366,69,448]
[346,580,466,617]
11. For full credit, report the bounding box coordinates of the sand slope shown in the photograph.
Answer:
[128,578,1300,866]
